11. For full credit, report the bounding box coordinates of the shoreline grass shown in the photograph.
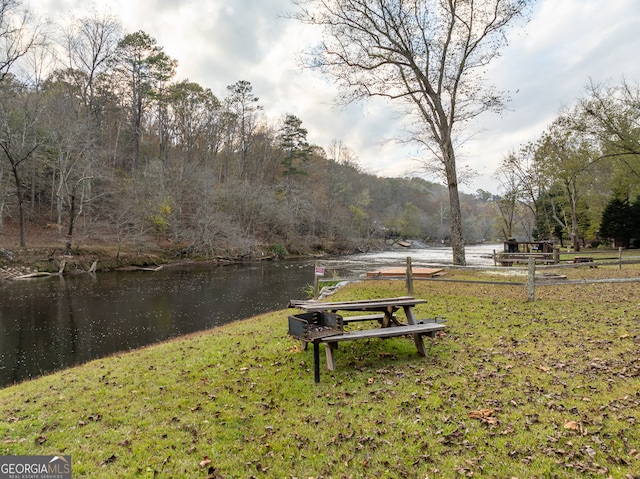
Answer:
[1,266,640,478]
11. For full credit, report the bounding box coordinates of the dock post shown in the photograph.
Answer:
[406,257,413,295]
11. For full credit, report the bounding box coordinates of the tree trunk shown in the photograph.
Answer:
[569,179,580,252]
[11,164,26,247]
[448,181,466,266]
[65,193,76,254]
[1,143,39,248]
[443,143,466,266]
[133,113,140,173]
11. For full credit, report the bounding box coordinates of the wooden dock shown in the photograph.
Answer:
[366,267,443,278]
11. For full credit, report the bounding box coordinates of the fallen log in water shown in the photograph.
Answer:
[14,261,66,279]
[116,265,164,272]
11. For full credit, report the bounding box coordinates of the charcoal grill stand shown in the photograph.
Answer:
[287,311,344,383]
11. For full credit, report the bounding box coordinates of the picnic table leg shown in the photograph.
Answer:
[313,340,321,383]
[404,306,427,356]
[383,306,393,327]
[413,335,427,356]
[383,306,401,327]
[325,342,337,371]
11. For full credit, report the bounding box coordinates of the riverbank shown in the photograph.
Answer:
[0,224,387,280]
[1,268,639,478]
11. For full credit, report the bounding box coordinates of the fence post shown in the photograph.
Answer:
[527,256,536,302]
[406,256,413,295]
[619,247,623,270]
[553,246,560,264]
[313,261,319,300]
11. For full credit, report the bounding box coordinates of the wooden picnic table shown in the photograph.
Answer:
[287,296,445,382]
[289,296,426,326]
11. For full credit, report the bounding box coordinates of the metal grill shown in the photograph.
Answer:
[288,311,344,341]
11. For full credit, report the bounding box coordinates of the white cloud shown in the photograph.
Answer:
[26,0,640,194]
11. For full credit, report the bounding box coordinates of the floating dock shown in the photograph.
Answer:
[366,267,443,278]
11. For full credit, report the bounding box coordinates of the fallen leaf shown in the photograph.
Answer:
[564,420,580,430]
[199,457,212,468]
[468,409,494,419]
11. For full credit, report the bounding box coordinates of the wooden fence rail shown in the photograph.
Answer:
[314,251,640,301]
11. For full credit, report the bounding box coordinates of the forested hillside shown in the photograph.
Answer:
[0,9,499,261]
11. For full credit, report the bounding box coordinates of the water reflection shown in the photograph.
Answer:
[0,261,313,387]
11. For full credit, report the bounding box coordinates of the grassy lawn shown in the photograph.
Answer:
[1,265,639,478]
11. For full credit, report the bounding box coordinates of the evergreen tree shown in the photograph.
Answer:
[279,114,311,203]
[599,197,636,248]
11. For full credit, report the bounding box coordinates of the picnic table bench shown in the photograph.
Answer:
[287,296,446,382]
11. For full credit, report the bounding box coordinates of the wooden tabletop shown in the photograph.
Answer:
[288,296,427,312]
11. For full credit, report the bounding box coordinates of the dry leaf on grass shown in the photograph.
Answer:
[468,408,494,419]
[468,409,498,424]
[563,420,580,431]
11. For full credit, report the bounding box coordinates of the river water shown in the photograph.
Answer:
[0,244,499,388]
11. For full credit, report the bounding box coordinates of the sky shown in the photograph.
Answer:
[25,0,640,194]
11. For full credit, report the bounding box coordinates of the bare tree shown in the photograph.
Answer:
[0,0,40,83]
[495,146,547,239]
[495,163,519,240]
[63,11,121,122]
[327,139,360,169]
[292,0,533,264]
[0,77,40,247]
[0,0,45,246]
